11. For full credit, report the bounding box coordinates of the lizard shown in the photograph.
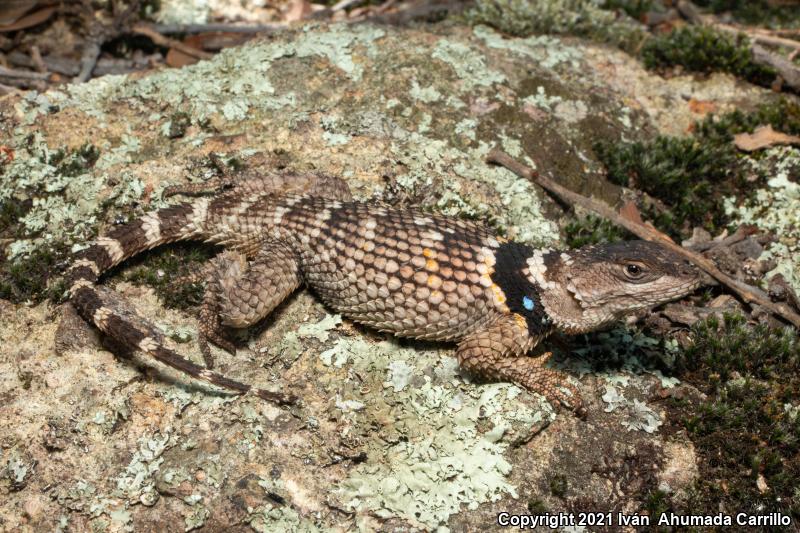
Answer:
[66,170,702,415]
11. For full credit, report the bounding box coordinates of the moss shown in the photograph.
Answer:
[594,135,735,236]
[642,489,671,531]
[594,99,800,238]
[0,199,30,239]
[564,213,629,248]
[670,314,800,519]
[462,0,647,53]
[641,26,776,88]
[693,0,800,26]
[0,244,69,303]
[166,112,191,139]
[694,98,800,142]
[603,0,653,20]
[122,243,215,310]
[49,144,101,178]
[677,314,799,392]
[549,474,568,498]
[527,499,548,513]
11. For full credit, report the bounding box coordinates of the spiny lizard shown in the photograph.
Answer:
[67,171,701,415]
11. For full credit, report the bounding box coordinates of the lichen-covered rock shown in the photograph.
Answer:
[0,22,766,531]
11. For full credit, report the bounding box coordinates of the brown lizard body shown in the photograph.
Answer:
[67,172,701,414]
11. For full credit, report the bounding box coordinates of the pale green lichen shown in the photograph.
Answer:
[35,24,385,127]
[409,80,443,103]
[474,25,584,70]
[499,133,525,158]
[724,147,800,293]
[183,494,210,531]
[321,115,355,146]
[554,99,589,124]
[115,433,175,506]
[522,86,563,112]
[384,360,415,392]
[455,118,478,141]
[1,135,104,258]
[316,326,553,530]
[297,314,343,342]
[431,40,506,91]
[249,503,321,532]
[251,477,321,532]
[601,386,663,433]
[458,143,558,245]
[387,127,558,245]
[1,450,29,487]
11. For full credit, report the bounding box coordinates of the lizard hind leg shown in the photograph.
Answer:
[455,314,585,417]
[199,241,302,367]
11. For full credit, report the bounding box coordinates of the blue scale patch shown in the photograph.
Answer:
[522,296,535,311]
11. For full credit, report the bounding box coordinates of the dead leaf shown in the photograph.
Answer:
[619,200,644,225]
[0,5,55,32]
[165,35,205,68]
[0,0,37,26]
[756,474,769,494]
[734,124,800,152]
[688,98,717,115]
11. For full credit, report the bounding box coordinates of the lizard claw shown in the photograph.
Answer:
[198,330,237,369]
[255,388,298,405]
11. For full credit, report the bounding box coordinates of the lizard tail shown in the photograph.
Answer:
[66,198,295,405]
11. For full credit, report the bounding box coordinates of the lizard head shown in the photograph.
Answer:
[531,241,702,333]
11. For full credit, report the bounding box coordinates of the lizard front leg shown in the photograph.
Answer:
[200,240,302,367]
[456,313,585,416]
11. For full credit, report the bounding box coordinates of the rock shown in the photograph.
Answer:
[0,21,771,531]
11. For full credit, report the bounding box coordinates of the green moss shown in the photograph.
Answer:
[694,98,800,143]
[166,112,191,139]
[549,474,568,498]
[564,213,629,248]
[0,199,30,239]
[0,244,69,303]
[671,314,800,519]
[122,243,215,310]
[642,489,671,532]
[641,26,776,88]
[527,499,548,513]
[603,0,653,20]
[48,144,101,177]
[595,136,735,236]
[462,0,647,53]
[594,99,800,238]
[677,314,799,392]
[693,0,800,26]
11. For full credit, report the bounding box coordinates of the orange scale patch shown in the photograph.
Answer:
[427,275,443,290]
[491,283,507,305]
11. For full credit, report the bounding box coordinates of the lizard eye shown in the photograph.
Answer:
[624,263,645,279]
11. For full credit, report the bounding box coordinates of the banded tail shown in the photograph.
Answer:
[66,196,296,405]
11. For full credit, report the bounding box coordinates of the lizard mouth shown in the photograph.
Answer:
[564,278,590,309]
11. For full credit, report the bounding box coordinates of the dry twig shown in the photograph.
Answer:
[486,149,800,329]
[150,23,286,35]
[132,23,213,60]
[73,0,143,83]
